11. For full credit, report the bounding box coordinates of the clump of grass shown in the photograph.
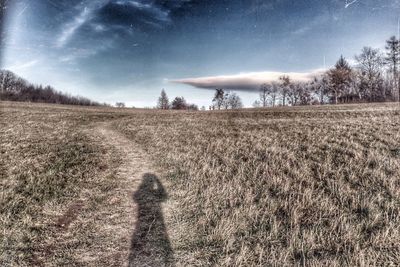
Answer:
[115,103,400,266]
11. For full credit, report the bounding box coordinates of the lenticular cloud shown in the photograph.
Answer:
[172,70,324,91]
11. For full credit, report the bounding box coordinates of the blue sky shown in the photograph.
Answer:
[1,0,400,107]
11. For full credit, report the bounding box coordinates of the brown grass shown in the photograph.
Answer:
[0,101,127,266]
[1,101,400,266]
[115,103,400,266]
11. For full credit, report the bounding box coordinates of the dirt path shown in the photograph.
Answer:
[89,123,174,266]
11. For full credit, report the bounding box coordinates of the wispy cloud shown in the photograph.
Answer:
[171,70,324,91]
[7,59,39,71]
[56,7,93,48]
[59,39,115,63]
[55,0,177,48]
[345,0,358,8]
[115,0,170,22]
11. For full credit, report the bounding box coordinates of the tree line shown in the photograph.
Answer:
[161,35,400,111]
[252,36,400,107]
[157,89,199,110]
[0,69,103,106]
[211,89,243,110]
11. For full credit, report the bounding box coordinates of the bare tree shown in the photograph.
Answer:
[0,70,16,94]
[355,47,385,101]
[269,82,279,107]
[287,83,299,106]
[213,88,225,110]
[297,82,313,105]
[222,92,230,110]
[279,75,291,106]
[157,89,169,109]
[385,36,400,101]
[259,83,269,107]
[310,75,329,105]
[227,93,243,109]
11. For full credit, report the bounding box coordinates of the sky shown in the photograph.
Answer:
[1,0,400,107]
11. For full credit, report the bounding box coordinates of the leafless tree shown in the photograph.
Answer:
[213,88,225,110]
[279,75,291,106]
[298,83,313,105]
[222,92,230,110]
[355,47,385,101]
[227,93,243,109]
[269,82,279,107]
[310,75,330,105]
[385,36,400,101]
[259,83,269,107]
[287,83,299,106]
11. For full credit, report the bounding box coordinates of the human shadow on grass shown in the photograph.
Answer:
[128,173,174,267]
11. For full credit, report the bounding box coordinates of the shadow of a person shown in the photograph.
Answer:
[128,173,174,267]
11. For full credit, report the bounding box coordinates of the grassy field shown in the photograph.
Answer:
[0,102,127,266]
[1,101,400,266]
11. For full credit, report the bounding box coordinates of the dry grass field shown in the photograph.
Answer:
[0,102,127,266]
[1,101,400,266]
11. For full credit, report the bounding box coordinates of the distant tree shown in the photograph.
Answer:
[310,75,330,105]
[188,103,199,111]
[328,55,353,104]
[0,70,16,94]
[116,102,125,108]
[252,100,261,108]
[213,88,225,110]
[355,47,385,101]
[0,69,101,106]
[227,93,243,109]
[385,36,400,100]
[259,83,269,107]
[222,92,230,110]
[269,82,279,107]
[297,83,313,105]
[201,106,206,111]
[171,96,188,110]
[287,83,300,106]
[279,75,291,106]
[157,89,169,109]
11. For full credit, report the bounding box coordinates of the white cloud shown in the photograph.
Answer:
[56,7,92,48]
[171,70,325,91]
[345,0,358,8]
[115,0,170,23]
[6,59,39,71]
